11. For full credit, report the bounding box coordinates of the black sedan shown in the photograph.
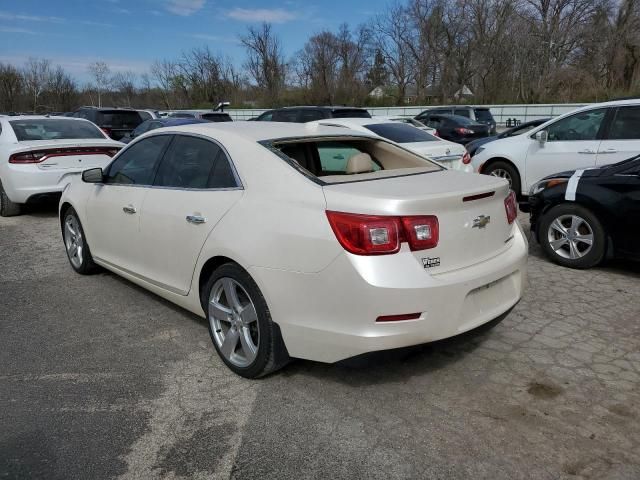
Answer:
[419,114,489,144]
[527,156,640,269]
[466,118,551,157]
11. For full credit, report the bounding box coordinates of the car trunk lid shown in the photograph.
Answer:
[322,170,514,274]
[9,140,121,170]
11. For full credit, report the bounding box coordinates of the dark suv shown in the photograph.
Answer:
[73,107,143,140]
[254,106,371,123]
[415,106,496,134]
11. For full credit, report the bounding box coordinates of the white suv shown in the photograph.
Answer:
[470,99,640,196]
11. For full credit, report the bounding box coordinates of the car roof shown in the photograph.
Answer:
[313,117,392,127]
[273,106,368,111]
[2,115,92,122]
[152,120,376,142]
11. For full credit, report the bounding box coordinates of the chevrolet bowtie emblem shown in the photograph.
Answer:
[472,215,491,229]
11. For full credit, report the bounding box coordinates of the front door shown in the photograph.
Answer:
[138,134,243,295]
[85,135,171,272]
[524,108,607,191]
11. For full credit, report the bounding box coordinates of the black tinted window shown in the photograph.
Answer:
[454,109,470,117]
[105,135,170,185]
[201,113,232,122]
[608,107,640,140]
[364,123,438,143]
[138,111,152,121]
[273,110,299,122]
[331,109,371,119]
[154,135,236,189]
[474,109,493,121]
[9,119,104,141]
[256,111,273,121]
[98,110,142,128]
[299,110,325,122]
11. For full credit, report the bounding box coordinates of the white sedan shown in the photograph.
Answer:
[309,117,472,172]
[0,116,123,216]
[60,122,527,377]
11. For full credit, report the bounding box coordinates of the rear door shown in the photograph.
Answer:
[596,106,640,165]
[524,108,607,191]
[85,135,171,271]
[138,134,243,295]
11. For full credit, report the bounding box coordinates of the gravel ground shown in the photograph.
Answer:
[1,203,639,480]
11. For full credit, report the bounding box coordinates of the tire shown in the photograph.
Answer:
[538,204,606,269]
[483,161,521,196]
[201,263,290,378]
[0,180,22,217]
[62,207,99,274]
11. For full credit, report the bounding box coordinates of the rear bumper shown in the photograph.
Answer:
[2,166,85,203]
[251,222,528,363]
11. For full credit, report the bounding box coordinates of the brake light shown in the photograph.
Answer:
[326,211,438,255]
[455,127,474,135]
[462,151,471,164]
[504,190,518,224]
[9,147,120,164]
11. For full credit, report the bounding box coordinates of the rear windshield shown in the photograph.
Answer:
[201,113,232,122]
[270,136,441,184]
[364,123,439,143]
[9,119,105,141]
[474,109,494,121]
[98,110,141,128]
[331,109,371,119]
[444,115,474,125]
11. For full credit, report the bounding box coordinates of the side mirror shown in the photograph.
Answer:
[82,168,104,183]
[536,130,548,145]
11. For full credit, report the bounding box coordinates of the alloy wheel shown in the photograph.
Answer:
[547,214,594,260]
[64,214,84,269]
[208,277,260,368]
[489,168,512,186]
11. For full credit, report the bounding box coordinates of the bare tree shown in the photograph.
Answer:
[240,23,286,105]
[48,65,77,111]
[0,63,23,111]
[151,59,178,109]
[112,70,137,107]
[88,61,111,107]
[23,57,51,112]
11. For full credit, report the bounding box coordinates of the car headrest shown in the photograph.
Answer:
[346,152,375,174]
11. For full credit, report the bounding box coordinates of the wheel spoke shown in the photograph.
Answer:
[240,304,258,324]
[550,237,568,251]
[568,240,580,259]
[209,301,233,322]
[220,328,239,358]
[569,215,581,236]
[66,221,76,238]
[550,218,568,236]
[69,244,78,257]
[574,234,593,246]
[222,278,243,313]
[239,328,257,363]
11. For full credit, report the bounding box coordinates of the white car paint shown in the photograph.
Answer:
[308,117,472,172]
[60,122,527,370]
[385,116,438,134]
[0,116,123,205]
[470,99,640,195]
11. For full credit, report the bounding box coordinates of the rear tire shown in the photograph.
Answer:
[62,207,99,274]
[0,180,22,217]
[538,204,606,269]
[483,161,521,196]
[202,263,290,378]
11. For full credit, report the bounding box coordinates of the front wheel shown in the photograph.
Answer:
[538,204,606,269]
[483,161,521,196]
[202,263,289,378]
[62,207,98,274]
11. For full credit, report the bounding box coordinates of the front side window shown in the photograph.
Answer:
[105,135,171,185]
[256,111,273,121]
[545,108,606,141]
[273,110,299,122]
[364,123,438,143]
[9,119,105,141]
[607,107,640,140]
[154,135,237,189]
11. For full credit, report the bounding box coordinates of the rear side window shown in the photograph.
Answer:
[608,107,640,140]
[474,109,494,121]
[138,111,152,121]
[299,110,325,122]
[98,111,142,128]
[9,119,105,141]
[454,109,470,117]
[364,123,438,143]
[105,135,171,185]
[273,110,299,122]
[331,109,371,119]
[201,113,232,122]
[154,135,237,189]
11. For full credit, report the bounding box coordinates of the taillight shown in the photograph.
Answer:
[504,190,518,224]
[9,147,120,164]
[326,211,438,255]
[455,127,474,135]
[462,151,471,164]
[433,130,439,137]
[100,127,112,137]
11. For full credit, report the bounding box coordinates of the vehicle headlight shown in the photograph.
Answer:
[529,178,568,195]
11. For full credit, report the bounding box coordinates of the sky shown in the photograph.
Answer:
[0,0,389,83]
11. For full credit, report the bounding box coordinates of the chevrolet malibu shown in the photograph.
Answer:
[59,122,528,378]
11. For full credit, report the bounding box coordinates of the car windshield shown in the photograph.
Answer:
[9,119,105,141]
[364,123,439,143]
[331,109,371,118]
[99,111,141,128]
[444,115,474,125]
[201,113,232,122]
[474,109,493,121]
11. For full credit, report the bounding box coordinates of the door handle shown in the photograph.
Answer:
[186,215,206,224]
[598,148,618,154]
[578,149,596,154]
[122,205,136,214]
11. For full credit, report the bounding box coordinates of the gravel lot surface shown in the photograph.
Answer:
[1,203,639,480]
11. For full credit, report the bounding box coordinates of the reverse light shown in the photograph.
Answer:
[462,151,471,164]
[326,211,439,255]
[504,190,518,224]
